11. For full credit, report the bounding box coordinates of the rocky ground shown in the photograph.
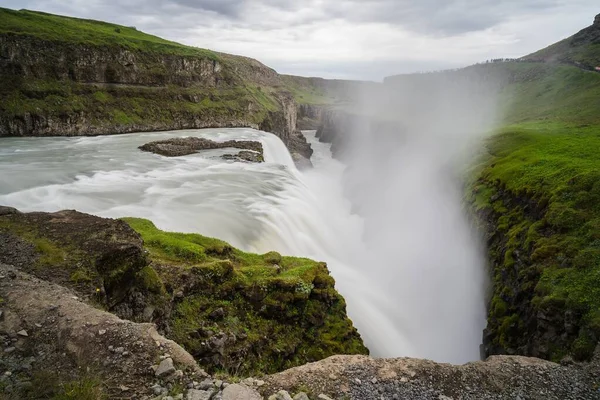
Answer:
[0,207,598,399]
[139,137,264,162]
[261,354,600,400]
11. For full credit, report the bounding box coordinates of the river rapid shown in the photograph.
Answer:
[0,128,485,364]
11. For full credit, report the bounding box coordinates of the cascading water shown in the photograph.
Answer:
[0,127,485,364]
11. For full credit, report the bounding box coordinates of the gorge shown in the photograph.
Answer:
[0,6,599,400]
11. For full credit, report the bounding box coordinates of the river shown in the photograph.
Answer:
[0,128,485,364]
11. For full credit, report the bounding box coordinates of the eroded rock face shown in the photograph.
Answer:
[0,208,368,378]
[0,35,302,157]
[139,137,264,161]
[0,209,147,309]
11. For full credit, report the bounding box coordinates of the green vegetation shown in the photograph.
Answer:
[0,371,106,400]
[468,61,600,360]
[0,8,218,59]
[524,15,600,69]
[122,218,368,376]
[281,76,335,105]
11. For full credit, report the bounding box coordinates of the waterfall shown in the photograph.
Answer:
[0,127,485,364]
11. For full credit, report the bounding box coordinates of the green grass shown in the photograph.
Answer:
[281,75,337,105]
[121,217,368,376]
[495,63,600,125]
[468,120,600,361]
[0,7,218,59]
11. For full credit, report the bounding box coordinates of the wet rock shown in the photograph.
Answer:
[139,137,264,159]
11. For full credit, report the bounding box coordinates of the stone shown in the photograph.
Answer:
[293,394,310,400]
[155,358,176,377]
[187,389,213,400]
[318,395,334,400]
[198,378,213,390]
[214,379,223,388]
[16,330,28,337]
[4,347,15,353]
[270,391,293,400]
[222,384,262,400]
[98,329,107,336]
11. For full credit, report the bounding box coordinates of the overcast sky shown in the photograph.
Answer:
[1,0,598,80]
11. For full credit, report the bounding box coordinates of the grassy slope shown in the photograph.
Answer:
[467,62,600,360]
[524,16,600,70]
[0,8,218,58]
[122,218,368,376]
[0,7,341,133]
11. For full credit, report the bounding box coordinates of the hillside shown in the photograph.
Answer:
[0,8,354,165]
[524,13,600,70]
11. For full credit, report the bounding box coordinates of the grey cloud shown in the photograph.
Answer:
[322,0,564,35]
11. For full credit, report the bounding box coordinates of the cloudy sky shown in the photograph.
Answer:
[1,0,598,80]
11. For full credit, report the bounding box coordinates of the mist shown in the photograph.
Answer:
[327,69,502,362]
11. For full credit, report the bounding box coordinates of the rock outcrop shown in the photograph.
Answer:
[139,137,264,161]
[0,207,368,380]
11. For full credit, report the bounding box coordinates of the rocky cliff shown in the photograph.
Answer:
[0,8,345,167]
[1,205,597,399]
[0,206,368,380]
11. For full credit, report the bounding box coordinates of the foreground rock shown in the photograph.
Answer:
[261,354,600,400]
[0,263,207,399]
[0,207,368,378]
[139,137,264,161]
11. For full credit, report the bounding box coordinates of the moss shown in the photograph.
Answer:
[572,330,597,361]
[70,269,93,284]
[122,217,368,377]
[469,121,600,361]
[33,237,66,267]
[136,265,166,294]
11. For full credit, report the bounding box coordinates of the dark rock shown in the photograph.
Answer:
[222,150,264,163]
[0,207,20,216]
[209,308,226,321]
[139,137,264,160]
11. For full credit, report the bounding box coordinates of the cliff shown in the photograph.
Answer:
[0,206,367,382]
[311,55,600,364]
[0,8,349,165]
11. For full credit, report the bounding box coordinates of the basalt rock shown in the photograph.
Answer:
[139,137,264,161]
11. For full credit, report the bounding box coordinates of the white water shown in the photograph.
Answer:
[0,127,484,363]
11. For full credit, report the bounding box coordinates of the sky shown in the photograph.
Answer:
[1,0,598,80]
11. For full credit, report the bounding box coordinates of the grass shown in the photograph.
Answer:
[468,120,600,361]
[281,75,338,105]
[0,7,218,59]
[121,217,368,376]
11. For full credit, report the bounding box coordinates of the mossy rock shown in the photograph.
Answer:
[0,209,147,308]
[122,217,369,376]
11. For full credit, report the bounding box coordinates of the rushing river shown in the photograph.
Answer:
[0,128,485,364]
